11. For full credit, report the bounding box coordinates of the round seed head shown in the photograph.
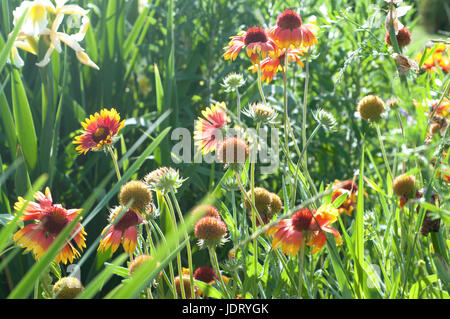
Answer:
[244,187,272,214]
[119,180,153,214]
[393,174,416,198]
[216,137,249,164]
[53,277,84,299]
[194,216,228,247]
[358,95,386,122]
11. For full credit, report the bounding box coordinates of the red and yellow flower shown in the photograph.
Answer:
[98,207,143,254]
[194,102,229,154]
[267,204,342,257]
[13,187,86,264]
[416,43,450,73]
[331,179,358,217]
[224,27,278,65]
[73,108,125,155]
[268,10,318,50]
[250,48,305,83]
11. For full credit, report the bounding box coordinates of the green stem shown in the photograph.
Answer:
[257,63,267,104]
[107,146,121,181]
[292,124,322,206]
[170,187,196,299]
[164,194,186,299]
[208,246,231,298]
[298,243,305,299]
[250,122,261,281]
[283,53,289,154]
[236,87,241,122]
[375,123,394,182]
[302,60,310,170]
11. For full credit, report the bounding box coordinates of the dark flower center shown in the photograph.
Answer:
[41,206,69,235]
[244,27,268,45]
[277,10,302,30]
[114,209,143,232]
[292,209,313,231]
[92,125,111,143]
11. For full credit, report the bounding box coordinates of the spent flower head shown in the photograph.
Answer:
[313,109,337,131]
[243,102,278,124]
[53,277,84,299]
[222,73,245,92]
[144,167,185,195]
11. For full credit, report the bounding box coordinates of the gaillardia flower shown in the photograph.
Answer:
[223,27,278,65]
[73,108,125,155]
[194,216,228,248]
[267,205,342,257]
[119,180,153,215]
[98,206,143,254]
[194,102,229,154]
[357,95,386,122]
[192,205,222,222]
[268,10,318,50]
[13,187,86,264]
[331,179,358,216]
[250,48,305,83]
[216,137,249,165]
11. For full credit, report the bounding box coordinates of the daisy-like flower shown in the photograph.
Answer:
[223,27,278,65]
[249,48,305,83]
[268,10,318,50]
[73,108,125,155]
[194,102,229,154]
[416,43,450,73]
[98,207,143,254]
[331,179,358,217]
[267,205,342,257]
[13,187,87,264]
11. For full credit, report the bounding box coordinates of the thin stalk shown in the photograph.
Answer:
[283,53,289,154]
[302,60,310,170]
[169,187,196,299]
[375,123,394,182]
[235,171,265,227]
[107,146,122,181]
[298,243,305,299]
[395,109,406,173]
[257,63,267,104]
[236,87,241,122]
[164,194,186,299]
[250,122,261,281]
[208,246,232,298]
[292,124,322,205]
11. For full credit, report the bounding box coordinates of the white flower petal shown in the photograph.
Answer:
[76,50,100,70]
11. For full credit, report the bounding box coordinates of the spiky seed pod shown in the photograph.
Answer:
[216,137,249,165]
[222,73,245,92]
[270,192,283,215]
[53,277,84,299]
[357,95,386,122]
[313,109,337,131]
[386,97,400,110]
[119,180,153,214]
[192,205,221,222]
[144,167,185,195]
[385,27,412,47]
[243,102,278,124]
[393,174,416,198]
[244,187,272,214]
[194,216,228,248]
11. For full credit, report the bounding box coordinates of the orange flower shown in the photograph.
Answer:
[224,27,278,65]
[98,207,143,254]
[250,48,305,83]
[13,187,86,264]
[331,179,358,217]
[267,205,341,257]
[416,43,450,73]
[73,108,125,155]
[194,102,229,154]
[268,10,318,50]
